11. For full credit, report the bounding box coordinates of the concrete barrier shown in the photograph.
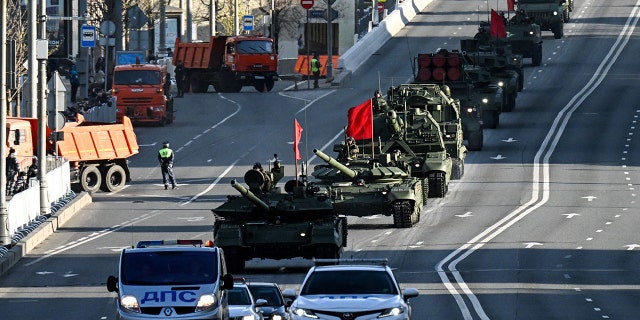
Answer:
[336,0,434,83]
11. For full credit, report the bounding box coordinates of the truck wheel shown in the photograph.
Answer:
[101,165,126,192]
[467,131,484,151]
[532,45,543,66]
[483,110,499,129]
[230,80,242,92]
[563,9,570,23]
[253,80,275,92]
[553,25,564,39]
[81,166,102,192]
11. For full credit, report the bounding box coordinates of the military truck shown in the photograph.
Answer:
[514,0,570,39]
[413,49,503,130]
[460,39,523,112]
[211,156,347,273]
[477,19,543,66]
[311,149,425,228]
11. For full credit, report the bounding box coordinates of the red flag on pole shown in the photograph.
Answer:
[490,9,507,38]
[294,119,303,160]
[346,99,373,140]
[507,0,515,11]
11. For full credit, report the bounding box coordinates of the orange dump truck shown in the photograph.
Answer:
[6,115,139,192]
[112,62,174,126]
[173,35,279,93]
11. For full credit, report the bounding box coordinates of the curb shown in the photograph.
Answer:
[0,192,93,277]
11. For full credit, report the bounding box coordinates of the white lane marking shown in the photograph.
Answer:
[437,4,640,319]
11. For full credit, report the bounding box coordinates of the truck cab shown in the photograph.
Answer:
[106,239,234,320]
[112,62,174,126]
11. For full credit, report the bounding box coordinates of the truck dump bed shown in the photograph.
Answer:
[173,36,226,69]
[55,116,139,162]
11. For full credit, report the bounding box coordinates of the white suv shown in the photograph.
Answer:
[282,259,419,320]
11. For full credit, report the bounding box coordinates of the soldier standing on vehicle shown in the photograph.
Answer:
[372,89,389,113]
[311,52,321,89]
[158,141,178,190]
[338,136,359,161]
[252,162,272,191]
[175,61,185,97]
[6,148,19,195]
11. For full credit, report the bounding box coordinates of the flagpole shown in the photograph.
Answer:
[370,98,375,157]
[294,120,299,187]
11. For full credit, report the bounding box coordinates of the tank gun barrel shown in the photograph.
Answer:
[386,110,404,135]
[313,149,358,179]
[231,180,270,211]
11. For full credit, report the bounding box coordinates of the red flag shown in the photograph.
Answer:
[294,119,303,160]
[490,9,507,38]
[507,0,515,11]
[346,99,373,140]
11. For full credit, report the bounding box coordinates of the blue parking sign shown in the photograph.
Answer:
[81,25,96,47]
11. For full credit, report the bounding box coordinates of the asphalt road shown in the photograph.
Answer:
[1,0,640,319]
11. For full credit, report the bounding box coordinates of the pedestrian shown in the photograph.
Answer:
[94,67,106,89]
[6,148,19,195]
[166,47,173,57]
[69,64,80,102]
[311,52,321,88]
[158,141,177,190]
[164,73,172,98]
[174,60,185,97]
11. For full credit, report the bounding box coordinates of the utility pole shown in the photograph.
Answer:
[38,0,50,217]
[326,0,334,81]
[160,0,166,55]
[186,0,193,41]
[1,0,10,247]
[210,0,216,36]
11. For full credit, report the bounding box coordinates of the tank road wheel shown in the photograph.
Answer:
[483,110,499,129]
[223,247,245,273]
[80,166,102,192]
[100,164,127,192]
[451,158,464,180]
[392,200,414,228]
[428,173,447,198]
[467,130,484,151]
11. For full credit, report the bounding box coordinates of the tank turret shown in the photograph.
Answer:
[313,149,357,179]
[231,179,269,211]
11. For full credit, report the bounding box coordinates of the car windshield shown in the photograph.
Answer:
[121,250,217,285]
[300,270,399,295]
[228,287,253,305]
[114,70,161,85]
[248,285,284,307]
[236,40,274,54]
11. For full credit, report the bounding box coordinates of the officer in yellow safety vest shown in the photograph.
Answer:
[311,51,321,88]
[158,141,178,190]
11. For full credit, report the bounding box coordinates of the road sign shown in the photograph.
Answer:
[378,2,385,12]
[81,25,96,48]
[301,0,314,10]
[100,20,116,36]
[243,15,254,31]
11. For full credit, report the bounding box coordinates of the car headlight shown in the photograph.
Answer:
[378,306,406,318]
[272,315,284,320]
[482,98,489,104]
[195,294,217,311]
[120,295,140,313]
[497,81,504,87]
[291,306,319,318]
[242,315,259,320]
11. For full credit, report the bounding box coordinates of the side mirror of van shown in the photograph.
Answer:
[221,273,234,290]
[106,275,119,292]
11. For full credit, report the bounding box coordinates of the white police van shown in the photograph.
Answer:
[107,239,234,319]
[283,259,419,320]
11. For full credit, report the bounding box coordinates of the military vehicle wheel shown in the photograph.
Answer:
[553,25,564,39]
[503,92,516,112]
[483,110,499,129]
[315,245,339,260]
[223,247,245,273]
[451,159,464,180]
[532,44,543,66]
[467,131,484,151]
[421,179,429,205]
[517,70,524,91]
[428,173,447,198]
[100,164,126,192]
[563,9,570,23]
[392,201,413,228]
[81,166,102,192]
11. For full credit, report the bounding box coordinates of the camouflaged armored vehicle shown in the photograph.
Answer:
[211,156,347,273]
[311,149,425,228]
[515,0,571,39]
[460,39,523,112]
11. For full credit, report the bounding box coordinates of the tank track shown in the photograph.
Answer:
[428,173,447,198]
[392,200,415,228]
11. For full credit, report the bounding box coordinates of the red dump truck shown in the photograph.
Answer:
[6,115,139,192]
[172,35,279,93]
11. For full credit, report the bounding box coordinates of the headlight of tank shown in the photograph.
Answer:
[497,81,504,87]
[120,295,141,313]
[482,98,489,104]
[196,294,217,311]
[466,107,476,114]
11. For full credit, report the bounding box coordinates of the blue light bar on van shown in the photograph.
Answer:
[136,239,204,248]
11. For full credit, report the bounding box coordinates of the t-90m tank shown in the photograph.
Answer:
[311,149,425,228]
[211,156,347,273]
